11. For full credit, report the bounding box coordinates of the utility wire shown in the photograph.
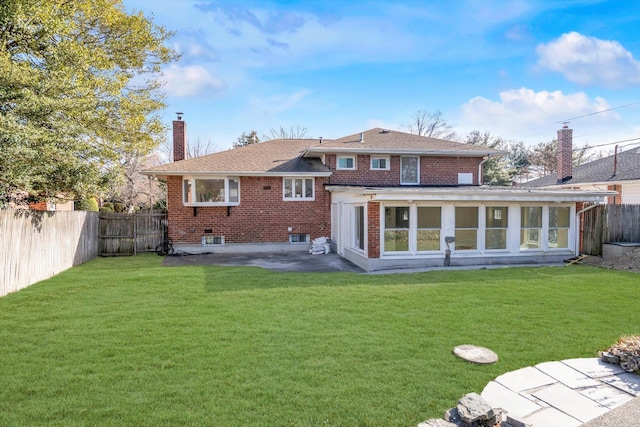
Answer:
[555,103,638,124]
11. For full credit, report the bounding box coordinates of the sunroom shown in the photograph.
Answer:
[328,186,612,272]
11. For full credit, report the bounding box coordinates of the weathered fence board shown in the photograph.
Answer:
[98,210,166,256]
[1,209,99,297]
[582,204,640,255]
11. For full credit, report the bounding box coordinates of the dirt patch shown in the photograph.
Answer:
[579,248,640,274]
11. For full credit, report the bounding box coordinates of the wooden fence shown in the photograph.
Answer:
[1,209,99,297]
[582,204,640,255]
[98,210,167,256]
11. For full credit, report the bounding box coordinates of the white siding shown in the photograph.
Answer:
[622,182,640,204]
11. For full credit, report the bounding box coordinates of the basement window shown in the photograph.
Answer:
[289,233,310,244]
[202,235,224,246]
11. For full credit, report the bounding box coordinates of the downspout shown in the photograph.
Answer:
[478,155,491,185]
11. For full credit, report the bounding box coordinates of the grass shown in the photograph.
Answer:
[0,256,639,426]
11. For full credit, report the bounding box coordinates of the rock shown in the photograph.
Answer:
[416,419,458,427]
[599,351,620,364]
[457,392,495,423]
[443,407,459,423]
[453,345,499,364]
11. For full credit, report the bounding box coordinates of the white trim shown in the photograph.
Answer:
[337,155,356,170]
[352,204,367,254]
[400,156,420,185]
[370,156,390,171]
[182,176,240,207]
[283,177,315,201]
[304,147,504,157]
[142,170,332,178]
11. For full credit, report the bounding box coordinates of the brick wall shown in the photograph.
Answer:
[367,202,380,258]
[326,154,481,186]
[166,176,331,244]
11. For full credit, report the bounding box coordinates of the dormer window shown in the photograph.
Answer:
[337,156,356,170]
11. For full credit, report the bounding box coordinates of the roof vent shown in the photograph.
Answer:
[359,132,364,143]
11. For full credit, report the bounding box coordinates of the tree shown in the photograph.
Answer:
[0,0,178,205]
[507,141,532,183]
[464,130,513,185]
[233,130,260,148]
[403,110,457,140]
[105,151,166,211]
[262,125,308,141]
[528,140,594,179]
[159,136,217,163]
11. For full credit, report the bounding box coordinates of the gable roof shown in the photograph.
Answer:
[524,146,640,187]
[143,128,505,178]
[304,128,505,157]
[143,138,331,177]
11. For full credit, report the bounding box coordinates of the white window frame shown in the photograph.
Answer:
[400,156,420,185]
[337,156,356,170]
[182,176,240,207]
[370,156,390,171]
[485,206,508,251]
[283,177,315,201]
[454,206,479,252]
[352,205,366,253]
[548,206,571,250]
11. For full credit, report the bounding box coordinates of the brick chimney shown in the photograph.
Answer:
[173,112,187,162]
[557,124,573,183]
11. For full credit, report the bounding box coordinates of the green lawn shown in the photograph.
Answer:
[1,256,638,426]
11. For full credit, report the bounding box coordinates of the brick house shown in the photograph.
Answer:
[143,119,611,271]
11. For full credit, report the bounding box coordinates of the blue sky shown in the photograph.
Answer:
[122,0,640,154]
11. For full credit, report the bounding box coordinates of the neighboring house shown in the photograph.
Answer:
[524,126,640,205]
[143,119,611,271]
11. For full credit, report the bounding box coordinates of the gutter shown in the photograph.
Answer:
[478,155,491,185]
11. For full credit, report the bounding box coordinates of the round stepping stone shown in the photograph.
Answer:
[453,344,498,364]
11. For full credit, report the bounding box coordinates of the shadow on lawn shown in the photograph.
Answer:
[199,264,554,293]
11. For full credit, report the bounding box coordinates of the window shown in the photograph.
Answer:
[384,206,410,252]
[400,156,419,185]
[337,156,356,170]
[202,235,224,246]
[486,207,508,250]
[370,156,390,170]
[417,207,441,251]
[289,233,310,244]
[354,206,365,251]
[521,207,542,249]
[455,207,478,250]
[283,178,314,200]
[549,207,570,249]
[182,177,240,206]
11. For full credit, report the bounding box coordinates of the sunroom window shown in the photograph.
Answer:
[455,207,478,250]
[417,207,441,251]
[520,207,542,249]
[182,177,240,206]
[384,206,410,252]
[549,207,570,249]
[486,207,508,250]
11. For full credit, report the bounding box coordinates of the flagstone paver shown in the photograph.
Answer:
[480,358,640,427]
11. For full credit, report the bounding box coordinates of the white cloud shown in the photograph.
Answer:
[536,32,640,87]
[460,88,620,144]
[162,64,226,97]
[249,89,312,116]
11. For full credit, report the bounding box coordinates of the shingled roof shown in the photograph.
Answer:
[524,146,640,187]
[304,128,505,156]
[144,138,331,177]
[144,128,504,177]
